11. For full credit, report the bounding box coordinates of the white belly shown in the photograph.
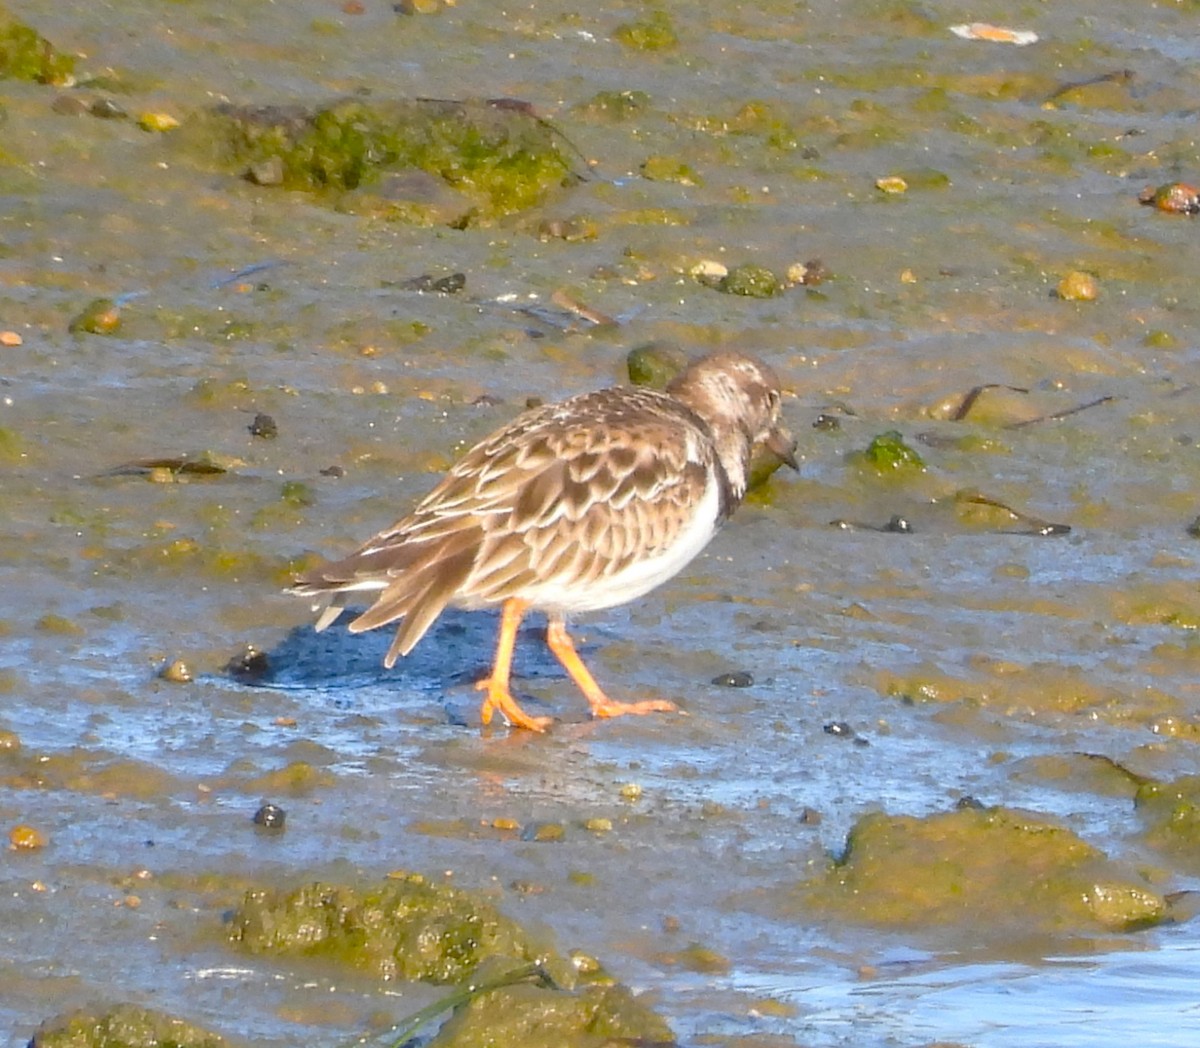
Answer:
[516,472,722,615]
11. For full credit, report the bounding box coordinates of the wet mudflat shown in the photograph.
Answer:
[3,1,1200,1045]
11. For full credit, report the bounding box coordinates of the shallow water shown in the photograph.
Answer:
[3,1,1200,1045]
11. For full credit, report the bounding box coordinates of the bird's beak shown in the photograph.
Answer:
[765,425,799,471]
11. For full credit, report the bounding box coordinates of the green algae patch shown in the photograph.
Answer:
[877,660,1180,725]
[426,978,673,1048]
[640,154,701,185]
[574,89,651,122]
[184,98,578,221]
[849,430,925,475]
[229,876,550,983]
[796,807,1165,937]
[626,342,687,389]
[242,760,334,796]
[717,263,781,298]
[0,8,75,85]
[1136,775,1200,875]
[68,298,122,336]
[1107,580,1200,631]
[1,749,183,800]
[613,13,678,52]
[29,1004,227,1048]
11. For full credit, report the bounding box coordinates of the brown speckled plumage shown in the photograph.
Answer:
[290,351,795,731]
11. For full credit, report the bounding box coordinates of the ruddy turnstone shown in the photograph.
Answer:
[290,351,796,731]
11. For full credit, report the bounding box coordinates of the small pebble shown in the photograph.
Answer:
[137,111,180,133]
[10,824,47,850]
[711,670,754,688]
[249,413,278,439]
[787,258,827,286]
[252,803,286,830]
[619,783,643,801]
[523,822,565,842]
[1056,271,1099,301]
[158,659,192,684]
[875,175,908,194]
[89,98,127,120]
[226,645,271,682]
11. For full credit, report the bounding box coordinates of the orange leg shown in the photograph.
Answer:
[545,615,679,720]
[476,598,553,732]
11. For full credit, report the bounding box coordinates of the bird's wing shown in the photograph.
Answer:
[292,390,717,661]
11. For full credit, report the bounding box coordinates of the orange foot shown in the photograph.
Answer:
[476,678,554,733]
[589,697,680,720]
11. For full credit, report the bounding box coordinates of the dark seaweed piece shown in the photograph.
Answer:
[950,384,1030,421]
[1076,752,1154,788]
[957,493,1071,536]
[1044,68,1134,104]
[380,962,558,1048]
[98,454,231,477]
[1004,394,1118,429]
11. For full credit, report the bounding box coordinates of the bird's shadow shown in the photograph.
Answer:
[237,608,583,723]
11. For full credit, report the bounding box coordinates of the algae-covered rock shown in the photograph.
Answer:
[717,263,780,298]
[228,876,550,983]
[426,980,673,1048]
[613,12,678,52]
[626,342,687,389]
[1136,775,1200,875]
[185,98,578,221]
[68,298,122,336]
[849,430,925,475]
[0,7,75,85]
[28,1004,227,1048]
[797,807,1165,937]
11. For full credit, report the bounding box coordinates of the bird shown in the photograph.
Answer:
[289,351,796,732]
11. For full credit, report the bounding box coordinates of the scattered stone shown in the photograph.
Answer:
[717,263,780,298]
[10,824,46,850]
[158,659,193,684]
[252,803,286,830]
[88,97,127,120]
[137,111,180,133]
[248,412,278,439]
[711,671,754,688]
[1056,270,1099,301]
[1138,182,1200,214]
[68,298,121,335]
[226,645,271,682]
[786,258,827,286]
